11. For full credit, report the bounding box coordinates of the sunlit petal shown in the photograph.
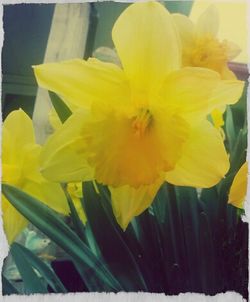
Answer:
[172,13,195,48]
[40,109,94,182]
[34,58,130,109]
[159,67,244,122]
[110,180,162,230]
[2,195,28,244]
[165,120,229,187]
[112,1,181,93]
[196,5,219,37]
[228,162,248,209]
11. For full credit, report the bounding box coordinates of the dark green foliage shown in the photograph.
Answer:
[2,184,122,292]
[2,275,19,295]
[11,243,67,293]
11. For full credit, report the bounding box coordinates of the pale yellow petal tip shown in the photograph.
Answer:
[32,64,45,74]
[112,0,169,36]
[198,4,219,26]
[6,108,27,120]
[228,162,248,209]
[117,218,129,232]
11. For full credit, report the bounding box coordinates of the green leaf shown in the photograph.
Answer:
[225,106,236,152]
[11,242,67,293]
[2,275,19,295]
[229,127,247,174]
[174,187,201,290]
[49,91,72,123]
[10,243,48,294]
[61,184,86,241]
[85,222,101,258]
[152,184,167,224]
[198,212,216,293]
[82,182,148,291]
[2,184,122,292]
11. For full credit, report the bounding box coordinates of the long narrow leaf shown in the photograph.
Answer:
[11,242,67,293]
[82,182,148,291]
[11,244,48,294]
[2,275,19,295]
[61,184,86,241]
[2,184,122,291]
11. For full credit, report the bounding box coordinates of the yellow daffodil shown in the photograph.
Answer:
[228,162,248,209]
[173,5,242,129]
[173,5,241,79]
[34,2,243,230]
[1,109,69,243]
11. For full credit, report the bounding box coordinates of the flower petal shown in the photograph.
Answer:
[228,162,248,209]
[211,108,225,129]
[112,1,181,93]
[226,41,241,60]
[110,180,162,230]
[2,109,35,167]
[172,13,195,48]
[220,65,237,80]
[2,195,28,244]
[196,5,219,37]
[22,181,69,215]
[40,109,94,182]
[165,120,229,188]
[33,58,130,109]
[159,67,244,122]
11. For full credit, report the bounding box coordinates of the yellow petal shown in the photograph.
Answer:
[110,180,162,230]
[196,5,219,37]
[3,109,35,145]
[2,164,22,185]
[172,13,195,48]
[2,110,39,186]
[220,65,237,80]
[228,162,248,209]
[2,195,28,244]
[226,41,241,60]
[112,1,181,93]
[40,109,94,182]
[72,196,87,225]
[22,181,69,215]
[33,58,130,109]
[165,120,229,188]
[159,67,244,122]
[211,108,224,129]
[2,109,35,167]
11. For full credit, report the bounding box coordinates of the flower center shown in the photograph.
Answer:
[184,35,229,73]
[132,108,153,138]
